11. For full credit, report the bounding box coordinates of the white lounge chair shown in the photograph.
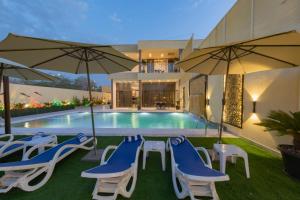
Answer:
[0,133,94,193]
[81,135,144,200]
[0,134,54,159]
[167,137,229,200]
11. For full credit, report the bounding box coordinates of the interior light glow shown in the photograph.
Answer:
[252,94,259,101]
[140,112,150,115]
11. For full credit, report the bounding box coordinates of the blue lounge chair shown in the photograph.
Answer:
[81,135,144,200]
[168,137,229,200]
[0,134,55,159]
[0,133,94,193]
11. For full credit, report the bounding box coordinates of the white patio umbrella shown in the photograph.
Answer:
[0,34,138,149]
[0,57,57,134]
[176,30,300,142]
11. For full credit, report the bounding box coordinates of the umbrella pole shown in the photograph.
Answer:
[3,76,11,134]
[84,50,97,153]
[0,65,3,92]
[218,47,232,143]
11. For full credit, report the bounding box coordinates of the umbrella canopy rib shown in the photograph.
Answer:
[236,46,298,66]
[209,48,228,75]
[89,51,110,74]
[232,47,246,74]
[60,49,84,60]
[14,68,28,80]
[29,48,81,68]
[177,48,223,65]
[88,48,132,71]
[88,52,105,62]
[91,48,138,63]
[185,48,225,72]
[230,46,255,60]
[75,50,85,74]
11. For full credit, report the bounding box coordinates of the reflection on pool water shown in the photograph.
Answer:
[13,112,215,129]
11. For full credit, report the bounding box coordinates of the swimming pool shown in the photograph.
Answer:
[13,112,213,129]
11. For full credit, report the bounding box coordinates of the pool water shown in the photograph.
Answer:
[13,112,213,129]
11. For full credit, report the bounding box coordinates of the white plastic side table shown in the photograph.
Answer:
[143,141,166,171]
[213,144,250,178]
[22,135,57,156]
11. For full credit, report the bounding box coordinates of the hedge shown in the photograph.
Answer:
[0,105,75,118]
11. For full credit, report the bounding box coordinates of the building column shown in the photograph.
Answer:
[138,49,142,109]
[110,79,115,109]
[178,48,183,72]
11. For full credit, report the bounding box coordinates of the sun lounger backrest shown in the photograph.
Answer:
[171,139,206,168]
[107,138,142,166]
[30,137,83,163]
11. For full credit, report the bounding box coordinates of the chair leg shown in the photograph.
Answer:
[161,150,166,171]
[220,155,227,174]
[142,150,147,170]
[92,179,119,200]
[243,155,250,178]
[210,182,220,200]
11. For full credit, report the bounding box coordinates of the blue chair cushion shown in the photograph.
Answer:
[171,139,226,177]
[84,137,142,175]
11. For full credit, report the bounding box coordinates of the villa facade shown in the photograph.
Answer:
[109,0,300,151]
[109,40,202,110]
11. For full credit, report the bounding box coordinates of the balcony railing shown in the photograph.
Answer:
[140,59,180,73]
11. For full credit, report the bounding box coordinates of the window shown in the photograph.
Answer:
[142,82,176,107]
[116,82,139,107]
[142,59,178,73]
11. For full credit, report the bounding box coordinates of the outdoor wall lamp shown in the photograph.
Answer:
[253,101,256,113]
[206,98,210,106]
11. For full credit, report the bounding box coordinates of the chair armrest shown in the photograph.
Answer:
[49,137,95,165]
[195,147,212,168]
[101,145,117,165]
[49,135,58,144]
[22,143,57,160]
[0,134,14,143]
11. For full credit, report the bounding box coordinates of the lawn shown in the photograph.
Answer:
[0,136,299,200]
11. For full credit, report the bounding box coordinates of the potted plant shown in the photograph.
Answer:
[256,110,300,179]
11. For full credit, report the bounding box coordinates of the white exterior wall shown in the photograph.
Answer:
[0,83,110,105]
[200,0,300,48]
[203,0,300,150]
[206,68,300,150]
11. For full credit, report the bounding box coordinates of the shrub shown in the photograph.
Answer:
[13,103,25,109]
[44,102,51,107]
[51,99,63,107]
[82,97,90,106]
[71,96,81,106]
[0,104,75,118]
[93,97,104,105]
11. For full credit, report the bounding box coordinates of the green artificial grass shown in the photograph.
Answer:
[0,136,300,200]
